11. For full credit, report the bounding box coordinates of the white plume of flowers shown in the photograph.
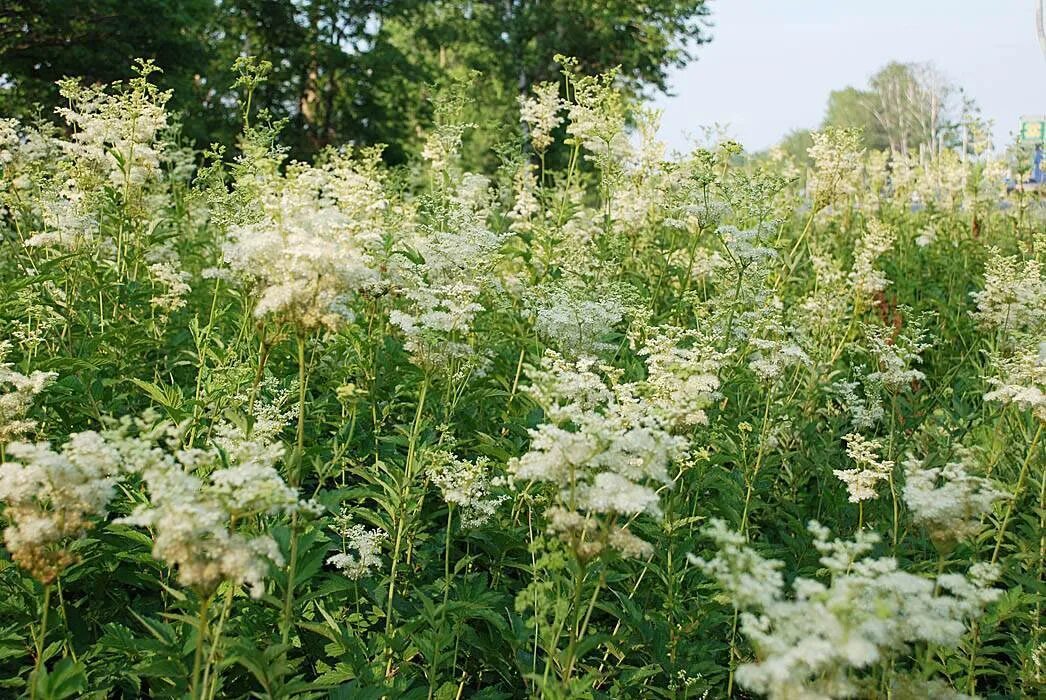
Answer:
[717,224,778,266]
[426,449,506,528]
[747,311,811,383]
[970,253,1045,337]
[692,520,1000,700]
[0,341,57,444]
[633,324,724,429]
[0,431,120,583]
[806,127,864,211]
[519,81,564,153]
[115,417,306,598]
[222,159,384,332]
[903,447,1005,548]
[983,343,1046,422]
[834,433,894,503]
[146,244,192,318]
[863,318,932,393]
[561,59,630,162]
[509,352,688,559]
[327,506,385,580]
[54,59,172,191]
[531,283,624,357]
[827,374,886,430]
[389,177,506,371]
[848,219,896,299]
[507,160,541,233]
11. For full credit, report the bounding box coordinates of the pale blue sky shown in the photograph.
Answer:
[654,0,1046,152]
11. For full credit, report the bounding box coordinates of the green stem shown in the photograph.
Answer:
[991,423,1042,565]
[202,585,236,699]
[384,377,429,674]
[30,583,52,700]
[190,594,211,700]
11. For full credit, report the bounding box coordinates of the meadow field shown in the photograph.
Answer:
[0,58,1043,698]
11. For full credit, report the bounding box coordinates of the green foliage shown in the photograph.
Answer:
[0,59,1042,700]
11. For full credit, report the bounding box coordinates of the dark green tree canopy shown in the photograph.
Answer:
[1,0,711,163]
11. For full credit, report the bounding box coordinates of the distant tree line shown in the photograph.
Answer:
[777,61,977,165]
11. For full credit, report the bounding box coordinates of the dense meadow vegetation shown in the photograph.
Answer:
[0,58,1044,699]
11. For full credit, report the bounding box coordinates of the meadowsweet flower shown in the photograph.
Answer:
[970,253,1045,336]
[509,352,687,558]
[903,447,1005,547]
[0,432,120,582]
[634,325,724,428]
[531,284,624,356]
[798,252,850,331]
[748,312,811,382]
[55,60,172,191]
[849,219,896,299]
[807,127,863,210]
[389,178,506,371]
[827,375,886,430]
[983,344,1046,422]
[694,521,1000,700]
[519,81,564,153]
[834,433,894,503]
[507,161,541,232]
[0,341,56,444]
[915,224,937,247]
[863,318,932,392]
[222,161,383,331]
[426,449,506,528]
[562,62,629,161]
[116,419,303,598]
[717,224,777,266]
[146,246,192,317]
[689,518,784,609]
[327,507,385,580]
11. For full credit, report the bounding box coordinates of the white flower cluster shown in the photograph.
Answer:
[634,325,724,429]
[507,161,541,232]
[562,62,630,161]
[519,82,564,153]
[693,520,1000,700]
[222,158,384,331]
[0,340,56,444]
[146,244,192,318]
[327,507,385,580]
[389,177,505,371]
[426,449,506,528]
[863,319,932,393]
[0,432,119,582]
[747,311,811,382]
[828,374,886,430]
[116,419,306,598]
[531,284,624,356]
[54,60,172,190]
[509,352,689,558]
[971,253,1045,337]
[848,219,896,299]
[983,343,1046,422]
[834,432,894,503]
[717,224,777,266]
[806,127,864,210]
[903,447,1004,547]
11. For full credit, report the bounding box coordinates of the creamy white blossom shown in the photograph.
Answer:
[834,433,894,503]
[903,447,1005,547]
[0,341,56,444]
[0,432,119,582]
[328,507,385,580]
[693,520,1000,700]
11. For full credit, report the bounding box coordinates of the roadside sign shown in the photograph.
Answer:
[1019,115,1046,142]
